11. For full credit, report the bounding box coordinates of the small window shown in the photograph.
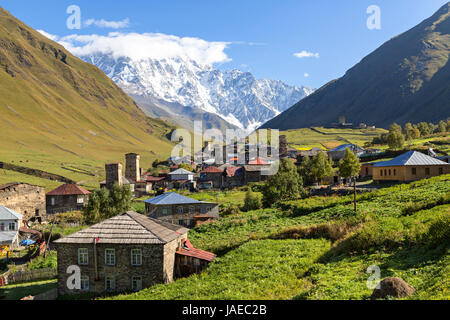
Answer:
[162,208,168,215]
[0,223,4,231]
[178,220,184,226]
[105,276,115,291]
[131,249,142,266]
[189,206,195,214]
[78,248,89,265]
[194,259,201,267]
[380,170,383,177]
[439,167,444,175]
[80,276,89,291]
[178,207,184,214]
[412,168,417,175]
[388,169,391,176]
[105,249,116,266]
[51,197,55,206]
[394,169,397,176]
[131,276,142,291]
[8,223,15,231]
[77,196,84,204]
[425,168,430,176]
[384,170,387,177]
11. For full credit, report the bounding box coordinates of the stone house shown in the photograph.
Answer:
[223,166,244,188]
[55,212,187,296]
[168,169,194,181]
[0,206,23,249]
[144,192,219,228]
[55,211,214,296]
[199,167,224,189]
[0,183,46,222]
[46,184,91,214]
[243,165,270,184]
[373,151,450,182]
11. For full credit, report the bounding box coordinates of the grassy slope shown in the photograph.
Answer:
[280,127,388,150]
[108,175,449,300]
[0,7,175,189]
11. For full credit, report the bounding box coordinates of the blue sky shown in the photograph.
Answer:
[1,0,448,88]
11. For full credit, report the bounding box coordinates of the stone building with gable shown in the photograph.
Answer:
[0,183,46,222]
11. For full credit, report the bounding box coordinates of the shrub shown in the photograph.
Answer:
[422,213,450,247]
[243,189,263,211]
[221,205,241,216]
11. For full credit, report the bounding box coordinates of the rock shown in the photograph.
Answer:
[371,277,415,299]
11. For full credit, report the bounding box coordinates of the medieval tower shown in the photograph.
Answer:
[105,163,123,189]
[125,153,141,183]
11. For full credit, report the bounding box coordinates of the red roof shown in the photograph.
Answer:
[201,166,223,173]
[177,239,216,262]
[47,184,91,196]
[248,157,268,165]
[145,176,166,182]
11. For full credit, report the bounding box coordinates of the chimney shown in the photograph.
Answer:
[105,163,123,189]
[125,153,141,183]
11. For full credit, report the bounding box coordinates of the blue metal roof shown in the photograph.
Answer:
[144,192,213,205]
[373,151,449,167]
[330,144,365,152]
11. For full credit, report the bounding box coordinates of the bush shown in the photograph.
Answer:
[422,214,450,247]
[221,205,241,216]
[55,211,84,224]
[243,189,263,211]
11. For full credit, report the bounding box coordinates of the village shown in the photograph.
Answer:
[0,118,449,300]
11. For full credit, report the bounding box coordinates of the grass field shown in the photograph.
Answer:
[105,174,450,300]
[0,279,57,300]
[280,127,388,150]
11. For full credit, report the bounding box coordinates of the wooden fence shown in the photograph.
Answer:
[4,268,57,285]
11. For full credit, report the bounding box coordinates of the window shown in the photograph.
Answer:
[8,223,15,231]
[162,208,168,215]
[80,276,89,291]
[425,168,430,176]
[0,223,4,231]
[177,207,184,214]
[178,220,184,226]
[384,170,387,177]
[380,170,383,177]
[388,169,391,176]
[131,249,142,266]
[394,169,397,176]
[194,258,201,267]
[77,196,84,204]
[78,248,89,265]
[131,276,142,291]
[105,249,115,266]
[51,197,55,206]
[105,276,115,291]
[439,167,444,175]
[189,206,195,214]
[412,168,417,175]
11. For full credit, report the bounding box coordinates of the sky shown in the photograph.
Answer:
[1,0,448,89]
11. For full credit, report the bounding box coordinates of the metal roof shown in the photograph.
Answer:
[0,206,23,220]
[374,151,450,167]
[0,231,18,246]
[144,192,214,205]
[168,168,194,175]
[54,211,189,245]
[330,144,365,152]
[47,184,91,196]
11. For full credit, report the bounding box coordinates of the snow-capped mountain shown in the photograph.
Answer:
[82,54,314,132]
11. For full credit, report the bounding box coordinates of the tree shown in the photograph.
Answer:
[387,123,405,150]
[309,152,334,185]
[338,148,362,212]
[83,184,132,224]
[438,120,447,133]
[411,126,421,139]
[298,156,313,185]
[404,123,414,141]
[243,189,263,211]
[417,122,431,136]
[261,159,302,207]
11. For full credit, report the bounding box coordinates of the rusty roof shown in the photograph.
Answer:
[47,184,91,196]
[177,239,216,262]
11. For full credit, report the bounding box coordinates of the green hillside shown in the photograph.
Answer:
[107,175,450,300]
[0,7,175,188]
[262,2,450,130]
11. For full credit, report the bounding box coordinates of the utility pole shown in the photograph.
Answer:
[354,176,357,212]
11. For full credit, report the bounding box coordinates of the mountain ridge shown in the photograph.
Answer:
[261,2,450,130]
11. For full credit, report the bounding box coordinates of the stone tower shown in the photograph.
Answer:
[279,135,288,159]
[125,153,140,183]
[105,163,123,189]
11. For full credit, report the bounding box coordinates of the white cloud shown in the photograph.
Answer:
[294,51,320,59]
[84,18,130,29]
[304,73,310,77]
[37,30,59,41]
[38,31,231,66]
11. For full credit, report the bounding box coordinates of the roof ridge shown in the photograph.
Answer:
[125,211,166,243]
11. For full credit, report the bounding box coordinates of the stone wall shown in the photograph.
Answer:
[0,183,46,220]
[46,194,89,214]
[56,239,185,296]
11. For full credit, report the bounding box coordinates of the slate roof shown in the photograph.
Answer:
[373,151,450,167]
[169,168,194,175]
[47,184,91,196]
[144,192,214,205]
[54,211,189,245]
[0,206,23,220]
[201,166,223,173]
